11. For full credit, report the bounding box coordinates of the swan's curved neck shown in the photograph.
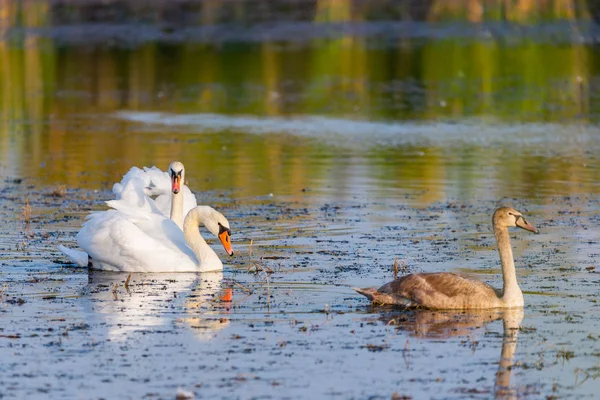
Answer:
[183,208,222,270]
[494,225,523,306]
[170,190,184,229]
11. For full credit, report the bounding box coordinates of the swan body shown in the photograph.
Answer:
[112,162,197,226]
[72,205,233,272]
[354,207,539,309]
[59,162,233,272]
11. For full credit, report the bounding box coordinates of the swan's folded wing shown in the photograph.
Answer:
[107,177,163,216]
[142,166,170,193]
[381,272,499,300]
[113,167,149,198]
[77,210,196,272]
[113,166,171,217]
[181,185,198,215]
[105,199,155,220]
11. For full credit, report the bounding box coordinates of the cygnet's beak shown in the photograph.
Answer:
[516,216,539,234]
[219,230,234,256]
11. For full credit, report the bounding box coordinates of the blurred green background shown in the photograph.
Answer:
[1,0,599,204]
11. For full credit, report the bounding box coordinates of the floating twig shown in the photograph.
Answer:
[403,339,411,368]
[228,279,253,294]
[22,199,31,224]
[50,185,66,197]
[124,273,132,292]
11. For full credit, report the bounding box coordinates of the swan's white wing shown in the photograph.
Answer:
[113,167,151,198]
[153,185,197,217]
[142,166,170,196]
[106,202,192,253]
[110,175,164,216]
[77,210,198,272]
[182,186,198,215]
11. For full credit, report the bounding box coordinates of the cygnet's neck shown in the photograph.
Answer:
[494,224,523,307]
[170,190,184,230]
[183,208,223,271]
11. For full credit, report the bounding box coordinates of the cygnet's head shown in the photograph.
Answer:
[169,161,185,195]
[493,207,539,234]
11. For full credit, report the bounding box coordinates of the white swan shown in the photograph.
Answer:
[62,204,233,272]
[112,161,197,228]
[59,161,217,269]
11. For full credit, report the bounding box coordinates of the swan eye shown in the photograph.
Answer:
[218,222,231,237]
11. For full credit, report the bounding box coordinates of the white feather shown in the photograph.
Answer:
[57,245,88,267]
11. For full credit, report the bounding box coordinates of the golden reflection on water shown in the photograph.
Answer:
[1,0,600,204]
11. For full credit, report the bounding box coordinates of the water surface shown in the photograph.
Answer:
[1,1,600,398]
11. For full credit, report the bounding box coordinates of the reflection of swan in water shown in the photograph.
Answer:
[85,271,229,342]
[181,279,232,342]
[380,308,524,398]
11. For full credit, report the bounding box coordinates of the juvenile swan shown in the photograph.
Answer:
[354,207,539,309]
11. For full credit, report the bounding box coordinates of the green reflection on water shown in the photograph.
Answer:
[1,0,600,203]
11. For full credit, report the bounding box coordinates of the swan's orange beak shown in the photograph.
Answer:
[219,230,234,256]
[516,216,539,234]
[171,174,181,194]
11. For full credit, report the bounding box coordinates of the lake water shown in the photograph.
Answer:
[1,1,600,398]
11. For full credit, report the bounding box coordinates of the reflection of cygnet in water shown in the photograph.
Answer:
[86,271,227,342]
[381,308,524,398]
[494,308,524,400]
